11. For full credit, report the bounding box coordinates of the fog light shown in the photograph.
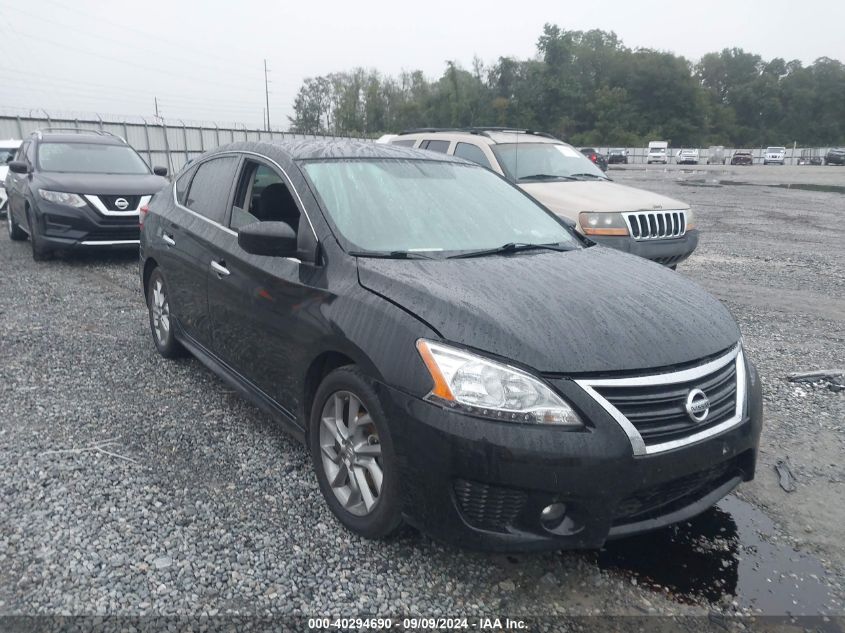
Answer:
[540,503,567,529]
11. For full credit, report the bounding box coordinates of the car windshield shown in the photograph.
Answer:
[491,143,607,181]
[38,142,150,174]
[301,159,581,256]
[767,147,785,153]
[609,149,624,154]
[650,148,666,153]
[1,148,18,163]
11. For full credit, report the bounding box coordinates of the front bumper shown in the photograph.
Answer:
[379,359,762,551]
[586,229,699,266]
[33,199,140,250]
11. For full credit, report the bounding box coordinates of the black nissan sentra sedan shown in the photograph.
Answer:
[140,140,762,551]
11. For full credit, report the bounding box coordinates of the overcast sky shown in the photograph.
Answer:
[1,0,842,128]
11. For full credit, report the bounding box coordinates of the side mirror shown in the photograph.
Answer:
[9,161,29,174]
[238,221,298,258]
[153,166,168,177]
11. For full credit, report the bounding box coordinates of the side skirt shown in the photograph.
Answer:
[174,322,306,444]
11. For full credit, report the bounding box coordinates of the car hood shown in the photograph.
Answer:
[357,246,739,374]
[519,180,689,217]
[35,172,168,195]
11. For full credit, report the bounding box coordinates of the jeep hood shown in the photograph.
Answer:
[35,172,168,195]
[357,246,739,374]
[519,180,689,218]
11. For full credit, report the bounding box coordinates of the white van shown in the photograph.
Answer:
[647,141,669,164]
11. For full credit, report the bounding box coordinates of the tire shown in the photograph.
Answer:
[146,268,184,358]
[310,365,402,539]
[7,206,27,241]
[26,207,52,261]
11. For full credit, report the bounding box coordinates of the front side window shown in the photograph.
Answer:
[453,142,492,170]
[184,155,239,223]
[230,162,300,231]
[492,143,607,181]
[1,147,18,164]
[301,159,580,256]
[37,142,151,174]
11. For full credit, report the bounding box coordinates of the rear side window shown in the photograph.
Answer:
[420,140,449,153]
[390,139,415,147]
[185,156,239,223]
[454,142,492,169]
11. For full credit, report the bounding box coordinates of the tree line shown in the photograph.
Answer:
[288,24,845,147]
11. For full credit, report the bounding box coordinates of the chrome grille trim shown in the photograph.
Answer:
[575,346,745,456]
[624,210,687,240]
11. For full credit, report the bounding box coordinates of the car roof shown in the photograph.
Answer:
[35,133,126,145]
[393,129,562,146]
[209,139,471,163]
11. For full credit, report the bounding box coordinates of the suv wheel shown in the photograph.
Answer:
[26,207,53,261]
[310,366,402,539]
[7,207,27,241]
[147,269,184,358]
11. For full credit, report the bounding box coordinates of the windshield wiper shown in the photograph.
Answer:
[448,242,573,259]
[517,173,577,181]
[348,250,436,260]
[568,172,607,180]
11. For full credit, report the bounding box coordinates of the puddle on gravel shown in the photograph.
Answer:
[677,179,845,194]
[595,495,841,615]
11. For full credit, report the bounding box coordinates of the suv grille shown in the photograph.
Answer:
[624,210,686,240]
[595,359,737,447]
[96,195,142,211]
[453,479,527,532]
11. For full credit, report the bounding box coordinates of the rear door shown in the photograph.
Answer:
[206,156,319,413]
[161,155,239,349]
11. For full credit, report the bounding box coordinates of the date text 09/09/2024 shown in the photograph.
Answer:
[307,617,528,630]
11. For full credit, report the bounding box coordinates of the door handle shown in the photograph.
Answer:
[210,260,230,277]
[162,233,176,246]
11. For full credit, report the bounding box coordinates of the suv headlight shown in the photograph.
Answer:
[415,339,583,427]
[685,208,695,230]
[39,189,87,208]
[578,212,629,236]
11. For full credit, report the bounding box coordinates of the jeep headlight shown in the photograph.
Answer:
[416,340,583,426]
[38,189,87,208]
[578,212,629,236]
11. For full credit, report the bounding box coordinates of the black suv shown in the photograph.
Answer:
[5,128,168,260]
[141,140,762,551]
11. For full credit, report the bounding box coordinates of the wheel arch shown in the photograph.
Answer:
[142,257,159,301]
[302,350,357,435]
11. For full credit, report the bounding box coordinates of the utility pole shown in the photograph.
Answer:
[154,97,160,119]
[264,59,271,131]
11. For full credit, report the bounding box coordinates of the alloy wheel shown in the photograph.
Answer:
[319,391,383,516]
[150,278,171,344]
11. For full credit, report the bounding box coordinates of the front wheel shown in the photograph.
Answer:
[7,207,27,241]
[310,366,402,539]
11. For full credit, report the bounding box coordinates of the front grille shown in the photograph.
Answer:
[613,458,738,525]
[624,210,687,240]
[95,195,142,211]
[595,358,738,447]
[85,227,140,242]
[453,479,527,532]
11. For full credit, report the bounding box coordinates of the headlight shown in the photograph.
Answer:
[38,189,87,208]
[415,339,583,427]
[685,208,695,230]
[578,212,629,236]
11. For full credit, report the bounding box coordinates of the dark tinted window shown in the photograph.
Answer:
[185,156,239,223]
[453,142,492,169]
[390,139,416,147]
[174,165,197,205]
[420,140,449,153]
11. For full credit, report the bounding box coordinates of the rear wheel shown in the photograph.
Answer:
[147,268,184,358]
[310,366,402,539]
[7,206,27,241]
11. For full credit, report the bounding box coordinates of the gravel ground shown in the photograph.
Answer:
[1,164,843,629]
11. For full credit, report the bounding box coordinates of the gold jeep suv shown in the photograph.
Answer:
[386,128,698,268]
